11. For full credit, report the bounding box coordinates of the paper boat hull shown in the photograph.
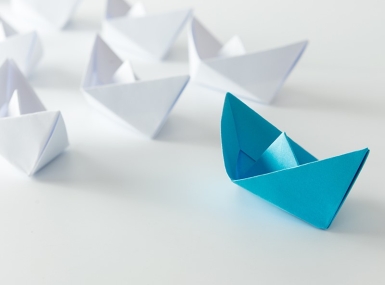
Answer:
[234,149,369,229]
[0,111,69,175]
[102,9,192,60]
[194,41,308,103]
[83,75,190,138]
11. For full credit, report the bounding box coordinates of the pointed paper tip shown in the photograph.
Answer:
[5,58,15,66]
[279,132,291,145]
[224,93,241,115]
[297,40,309,56]
[191,16,200,26]
[95,34,103,43]
[4,59,21,77]
[275,132,292,148]
[225,92,236,101]
[128,2,147,17]
[218,35,246,58]
[281,132,289,140]
[225,92,243,107]
[347,148,370,161]
[190,16,206,35]
[112,60,137,83]
[294,40,309,55]
[5,58,23,74]
[358,147,370,160]
[179,74,191,84]
[184,8,194,17]
[0,17,18,38]
[7,89,21,117]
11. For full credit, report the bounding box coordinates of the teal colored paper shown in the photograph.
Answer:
[221,93,369,229]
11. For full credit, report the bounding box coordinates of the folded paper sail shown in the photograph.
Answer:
[81,35,190,138]
[102,0,192,60]
[10,0,81,31]
[0,60,69,175]
[188,18,308,104]
[0,17,43,76]
[221,93,369,229]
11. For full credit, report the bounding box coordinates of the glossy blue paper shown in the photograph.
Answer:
[221,93,369,229]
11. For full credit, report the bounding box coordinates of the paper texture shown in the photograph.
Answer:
[0,17,43,76]
[189,18,308,104]
[221,93,369,229]
[102,0,192,60]
[0,60,69,175]
[81,35,190,138]
[10,0,81,31]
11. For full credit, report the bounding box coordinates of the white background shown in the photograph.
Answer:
[0,0,384,284]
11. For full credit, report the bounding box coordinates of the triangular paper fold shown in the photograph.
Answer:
[189,18,308,104]
[7,90,22,117]
[105,0,146,19]
[32,112,69,174]
[0,60,46,114]
[0,111,58,174]
[0,17,43,76]
[0,60,69,175]
[218,36,246,58]
[237,133,299,179]
[102,1,192,60]
[82,35,190,138]
[0,18,17,38]
[221,93,369,229]
[106,0,131,19]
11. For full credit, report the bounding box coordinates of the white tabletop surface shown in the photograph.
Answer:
[0,0,384,284]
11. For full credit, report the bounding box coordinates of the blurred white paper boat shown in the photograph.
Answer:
[102,0,192,60]
[10,0,82,32]
[81,35,190,138]
[0,17,43,76]
[188,17,308,104]
[0,60,69,175]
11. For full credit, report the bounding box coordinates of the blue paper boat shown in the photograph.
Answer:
[221,93,369,229]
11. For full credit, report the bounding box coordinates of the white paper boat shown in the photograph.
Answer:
[10,0,81,32]
[102,0,192,60]
[0,17,43,76]
[81,35,190,138]
[0,60,69,175]
[188,17,308,104]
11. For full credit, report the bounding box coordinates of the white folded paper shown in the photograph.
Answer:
[188,18,308,104]
[0,60,69,175]
[10,0,81,32]
[0,17,43,76]
[81,35,190,138]
[102,0,192,60]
